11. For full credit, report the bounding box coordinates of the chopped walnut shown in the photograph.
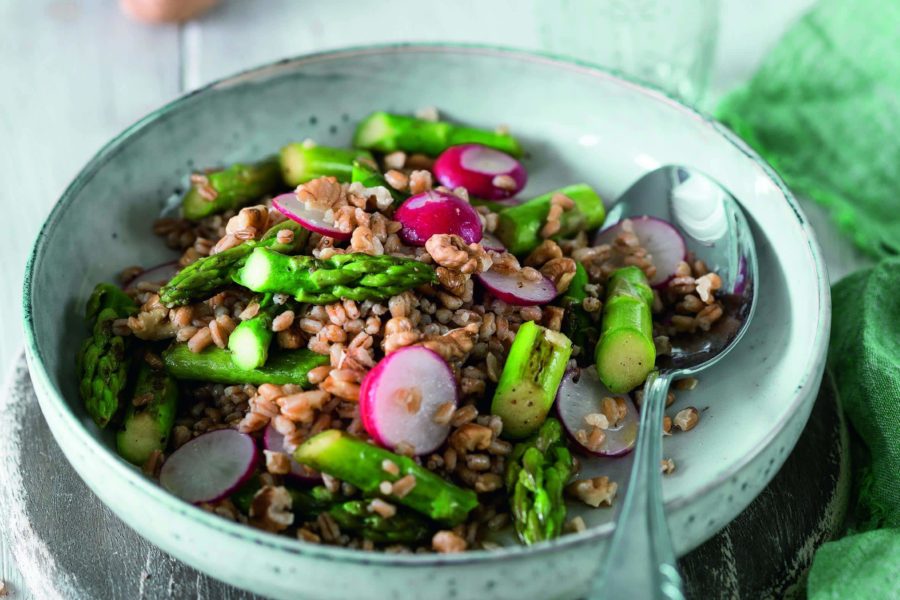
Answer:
[264,450,291,475]
[425,234,492,274]
[540,257,577,293]
[225,205,269,239]
[525,239,564,267]
[408,170,433,194]
[418,323,480,362]
[249,485,295,532]
[296,176,344,212]
[661,458,676,475]
[695,272,722,304]
[566,476,618,507]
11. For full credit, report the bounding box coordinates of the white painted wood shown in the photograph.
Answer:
[0,1,180,595]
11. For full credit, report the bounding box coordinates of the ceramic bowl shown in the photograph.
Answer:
[23,44,829,600]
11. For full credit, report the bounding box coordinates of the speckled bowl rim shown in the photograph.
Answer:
[23,42,830,568]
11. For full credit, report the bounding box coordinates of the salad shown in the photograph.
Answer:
[77,110,721,553]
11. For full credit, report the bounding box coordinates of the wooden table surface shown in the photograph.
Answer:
[0,0,874,597]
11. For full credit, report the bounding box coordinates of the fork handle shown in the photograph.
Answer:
[591,370,684,600]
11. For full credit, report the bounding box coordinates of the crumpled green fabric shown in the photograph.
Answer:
[716,0,900,259]
[808,258,900,599]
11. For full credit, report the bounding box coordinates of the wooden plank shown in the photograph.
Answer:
[0,2,181,596]
[0,0,181,376]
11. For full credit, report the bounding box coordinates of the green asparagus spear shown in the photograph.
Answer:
[495,184,606,255]
[328,500,433,544]
[158,220,309,306]
[226,294,287,370]
[491,321,573,440]
[594,266,656,393]
[162,344,328,386]
[560,262,601,363]
[232,248,436,304]
[351,158,407,206]
[505,418,573,545]
[77,284,138,427]
[294,430,479,525]
[116,362,178,465]
[182,157,283,221]
[280,143,373,186]
[353,111,523,157]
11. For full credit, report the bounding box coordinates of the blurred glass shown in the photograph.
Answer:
[537,0,719,106]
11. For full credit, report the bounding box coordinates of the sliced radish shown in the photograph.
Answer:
[273,192,351,240]
[123,260,180,292]
[359,346,457,455]
[480,232,506,252]
[394,190,483,246]
[159,429,258,504]
[556,366,638,457]
[433,144,527,200]
[263,424,321,483]
[477,266,558,306]
[593,216,686,287]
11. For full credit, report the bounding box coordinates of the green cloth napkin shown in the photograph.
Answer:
[807,258,900,599]
[715,0,900,596]
[716,0,900,259]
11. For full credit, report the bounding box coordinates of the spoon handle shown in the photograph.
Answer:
[594,370,684,600]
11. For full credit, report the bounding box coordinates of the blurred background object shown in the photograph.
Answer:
[120,0,219,23]
[537,0,719,105]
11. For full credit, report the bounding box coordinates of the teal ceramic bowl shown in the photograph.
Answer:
[24,45,829,600]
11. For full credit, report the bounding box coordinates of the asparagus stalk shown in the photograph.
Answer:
[327,500,433,544]
[158,220,309,306]
[182,157,283,221]
[232,248,436,304]
[560,262,601,363]
[116,362,178,465]
[294,430,479,525]
[353,111,523,157]
[594,266,656,393]
[505,417,573,545]
[490,321,573,440]
[495,184,606,255]
[280,143,373,186]
[226,294,286,370]
[351,158,407,206]
[162,344,328,386]
[77,284,138,427]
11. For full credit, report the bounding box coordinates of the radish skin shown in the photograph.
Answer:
[395,190,483,246]
[434,144,527,200]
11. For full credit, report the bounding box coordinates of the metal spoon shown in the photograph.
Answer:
[595,166,758,600]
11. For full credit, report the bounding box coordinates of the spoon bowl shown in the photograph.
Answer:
[598,166,758,599]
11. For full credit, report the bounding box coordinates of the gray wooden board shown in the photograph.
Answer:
[0,354,848,599]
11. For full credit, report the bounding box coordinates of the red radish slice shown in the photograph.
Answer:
[263,424,322,483]
[359,346,457,455]
[273,192,351,240]
[395,190,483,246]
[123,260,180,292]
[593,216,686,287]
[434,144,527,200]
[477,267,558,306]
[556,366,639,457]
[159,429,258,504]
[480,232,506,252]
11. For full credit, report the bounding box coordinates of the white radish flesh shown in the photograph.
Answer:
[477,267,558,306]
[394,190,483,246]
[593,216,686,287]
[556,366,639,457]
[159,429,259,503]
[273,192,351,240]
[359,346,458,455]
[433,144,527,200]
